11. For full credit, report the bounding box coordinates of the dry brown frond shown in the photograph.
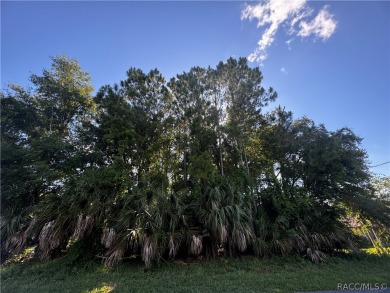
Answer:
[5,231,26,255]
[24,218,37,239]
[311,232,329,248]
[168,235,175,258]
[168,233,181,259]
[4,218,38,257]
[219,225,228,244]
[306,247,326,263]
[104,247,125,268]
[101,228,116,249]
[232,229,247,252]
[296,222,310,242]
[73,214,84,241]
[84,216,94,234]
[38,221,55,260]
[72,214,94,241]
[190,235,202,255]
[37,221,65,260]
[294,236,306,252]
[142,237,156,267]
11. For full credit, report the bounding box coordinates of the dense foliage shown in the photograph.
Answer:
[1,56,389,267]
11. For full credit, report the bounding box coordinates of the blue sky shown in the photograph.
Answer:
[2,1,389,175]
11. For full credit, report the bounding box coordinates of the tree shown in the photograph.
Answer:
[30,55,95,134]
[168,67,213,188]
[1,55,95,260]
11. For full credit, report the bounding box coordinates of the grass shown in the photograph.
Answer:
[1,252,389,293]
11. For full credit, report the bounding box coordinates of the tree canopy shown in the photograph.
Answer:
[1,55,389,266]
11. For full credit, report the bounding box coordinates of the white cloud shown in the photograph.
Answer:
[286,38,294,51]
[298,6,337,40]
[242,0,337,64]
[287,7,313,35]
[281,67,288,74]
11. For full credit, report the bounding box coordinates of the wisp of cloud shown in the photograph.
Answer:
[241,0,337,63]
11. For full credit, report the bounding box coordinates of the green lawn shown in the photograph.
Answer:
[1,253,389,293]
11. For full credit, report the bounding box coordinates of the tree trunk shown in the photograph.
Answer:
[219,134,224,176]
[183,137,187,185]
[243,148,249,175]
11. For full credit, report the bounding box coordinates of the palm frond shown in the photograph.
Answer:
[190,235,202,255]
[4,231,27,256]
[142,236,156,267]
[101,228,116,249]
[168,232,181,259]
[306,247,326,263]
[104,247,125,268]
[219,225,228,244]
[232,228,247,252]
[72,214,94,241]
[37,221,65,260]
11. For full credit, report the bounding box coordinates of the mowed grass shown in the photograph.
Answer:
[1,253,389,293]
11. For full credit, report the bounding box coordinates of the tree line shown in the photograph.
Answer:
[1,55,389,267]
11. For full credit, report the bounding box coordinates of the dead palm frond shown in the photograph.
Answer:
[38,221,55,257]
[72,214,94,241]
[2,217,37,258]
[142,236,156,267]
[190,235,202,255]
[101,228,116,249]
[311,232,330,249]
[232,225,254,253]
[4,231,26,256]
[24,218,37,239]
[232,229,247,252]
[168,232,181,259]
[306,247,326,263]
[37,221,65,260]
[219,225,228,244]
[104,247,125,268]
